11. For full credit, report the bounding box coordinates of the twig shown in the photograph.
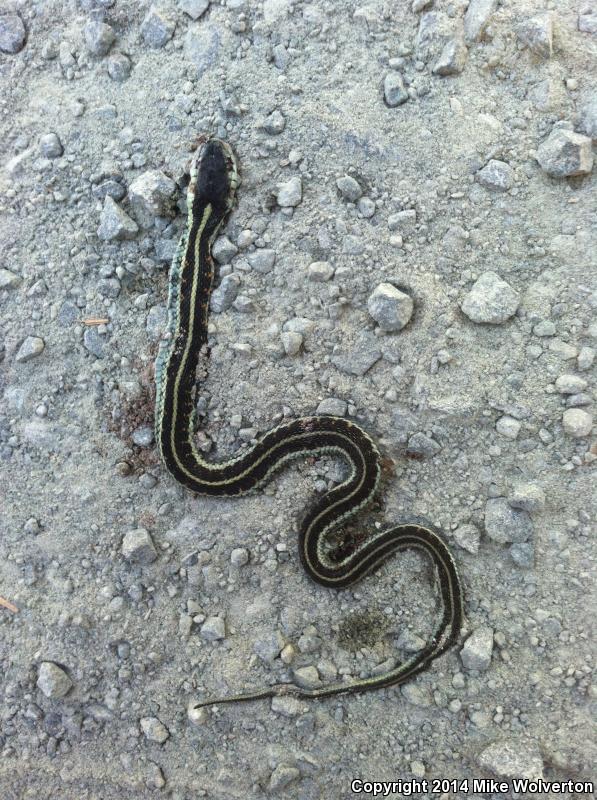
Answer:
[0,596,18,613]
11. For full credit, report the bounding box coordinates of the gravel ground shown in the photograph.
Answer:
[0,0,595,798]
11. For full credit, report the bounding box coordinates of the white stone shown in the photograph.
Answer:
[562,408,592,437]
[460,272,519,324]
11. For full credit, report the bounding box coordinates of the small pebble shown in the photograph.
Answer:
[0,13,27,54]
[121,528,157,564]
[367,282,413,331]
[275,176,302,207]
[39,133,63,159]
[16,336,45,363]
[562,408,592,437]
[460,272,519,324]
[37,662,73,699]
[460,625,494,671]
[140,716,169,743]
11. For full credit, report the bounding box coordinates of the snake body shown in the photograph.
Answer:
[154,138,464,707]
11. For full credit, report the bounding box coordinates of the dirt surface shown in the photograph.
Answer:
[0,0,595,798]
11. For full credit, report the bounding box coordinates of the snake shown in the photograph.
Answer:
[154,137,464,707]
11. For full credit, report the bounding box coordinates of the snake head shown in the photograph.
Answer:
[188,137,239,215]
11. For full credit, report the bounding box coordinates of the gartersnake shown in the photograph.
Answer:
[154,137,464,707]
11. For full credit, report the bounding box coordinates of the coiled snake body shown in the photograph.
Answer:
[154,138,464,707]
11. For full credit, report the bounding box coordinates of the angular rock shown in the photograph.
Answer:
[508,483,545,513]
[210,274,239,313]
[122,528,157,564]
[383,72,408,107]
[281,331,303,356]
[212,236,238,264]
[485,498,532,544]
[0,13,26,54]
[407,432,441,457]
[536,126,593,177]
[128,170,177,227]
[0,269,20,289]
[37,662,73,698]
[476,159,514,191]
[97,197,139,241]
[388,208,417,234]
[184,25,220,77]
[292,665,321,689]
[332,339,381,376]
[367,283,413,332]
[248,249,276,273]
[478,739,543,781]
[516,13,553,58]
[555,374,587,394]
[179,0,210,20]
[275,176,302,207]
[260,109,285,135]
[200,616,226,641]
[316,398,347,416]
[460,271,519,324]
[495,415,520,439]
[432,34,468,76]
[16,336,45,363]
[578,92,597,139]
[308,261,334,282]
[460,626,493,671]
[84,20,115,56]
[464,0,497,43]
[452,524,481,554]
[141,7,175,48]
[578,10,597,34]
[140,716,169,743]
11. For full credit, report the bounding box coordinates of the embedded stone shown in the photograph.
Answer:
[460,272,519,324]
[367,283,413,332]
[536,127,593,177]
[37,661,73,698]
[383,72,408,107]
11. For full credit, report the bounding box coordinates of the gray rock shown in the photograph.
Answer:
[477,739,543,781]
[248,249,276,273]
[37,662,73,698]
[0,13,26,54]
[308,261,334,282]
[562,408,592,437]
[578,92,597,139]
[508,483,545,513]
[485,498,533,544]
[141,7,175,48]
[230,547,249,566]
[132,426,154,446]
[516,13,553,58]
[269,764,300,792]
[316,398,347,416]
[97,197,139,241]
[555,374,587,394]
[179,0,209,20]
[281,331,303,356]
[184,25,220,77]
[383,72,408,107]
[200,616,226,641]
[84,20,115,56]
[495,415,520,439]
[39,133,63,159]
[146,305,167,341]
[92,179,126,202]
[122,528,157,564]
[275,176,302,207]
[260,109,286,135]
[452,524,481,554]
[336,175,362,202]
[16,336,45,363]
[460,625,493,671]
[407,432,441,457]
[464,0,497,43]
[212,236,238,263]
[358,197,376,218]
[536,127,594,177]
[107,53,132,81]
[331,338,381,376]
[292,665,321,689]
[0,269,21,289]
[211,274,239,313]
[388,209,416,234]
[578,10,597,34]
[510,542,534,568]
[271,695,307,717]
[533,319,556,336]
[140,716,169,743]
[98,278,121,299]
[432,34,468,76]
[367,283,413,331]
[128,170,177,227]
[476,159,514,191]
[83,327,106,358]
[460,272,519,324]
[577,346,595,370]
